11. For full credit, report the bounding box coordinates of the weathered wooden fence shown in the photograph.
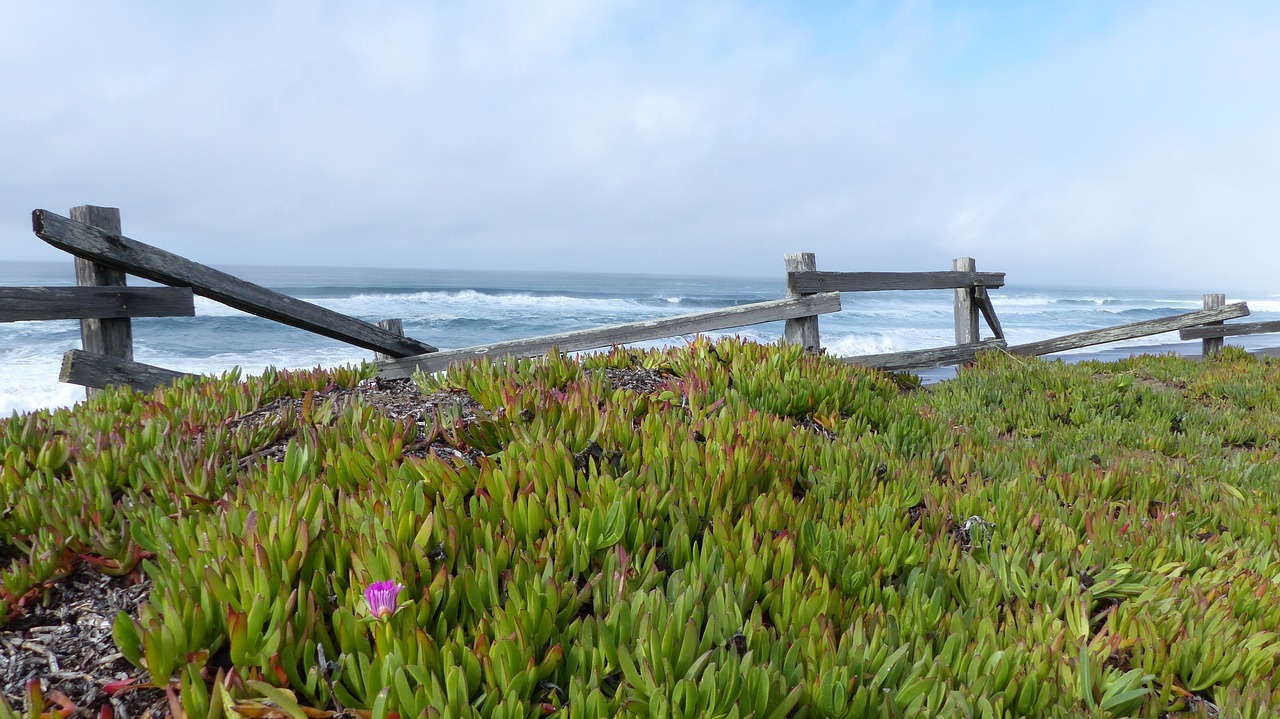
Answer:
[5,205,1276,398]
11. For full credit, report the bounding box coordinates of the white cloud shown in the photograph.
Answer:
[2,1,1277,292]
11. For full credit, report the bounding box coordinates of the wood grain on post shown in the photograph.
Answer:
[783,252,820,352]
[1201,293,1225,358]
[374,319,405,362]
[71,206,130,398]
[953,257,979,345]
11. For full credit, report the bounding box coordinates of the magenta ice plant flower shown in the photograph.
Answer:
[364,580,405,619]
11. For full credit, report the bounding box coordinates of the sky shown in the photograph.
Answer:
[2,1,1278,292]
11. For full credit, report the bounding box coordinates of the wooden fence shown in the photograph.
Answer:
[378,251,1008,378]
[4,205,1277,398]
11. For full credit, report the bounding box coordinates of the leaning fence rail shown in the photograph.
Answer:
[844,340,1009,373]
[10,205,445,395]
[32,209,435,357]
[1007,303,1251,357]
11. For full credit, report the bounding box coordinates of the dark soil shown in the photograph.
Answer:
[0,564,162,718]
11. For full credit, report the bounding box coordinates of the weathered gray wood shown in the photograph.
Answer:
[374,318,405,362]
[953,258,979,345]
[788,270,1006,293]
[1200,293,1225,358]
[32,209,435,357]
[1008,303,1250,357]
[783,252,820,352]
[60,349,195,392]
[71,206,131,400]
[974,285,1004,340]
[379,293,842,379]
[844,339,1008,372]
[0,286,195,322]
[1179,319,1280,340]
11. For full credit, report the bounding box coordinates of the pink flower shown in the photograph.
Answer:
[364,580,404,619]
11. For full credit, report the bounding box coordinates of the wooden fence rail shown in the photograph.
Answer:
[61,350,195,392]
[378,293,842,379]
[0,286,194,322]
[1007,303,1250,357]
[787,270,1006,293]
[845,339,1008,372]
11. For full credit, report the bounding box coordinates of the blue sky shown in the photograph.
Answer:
[2,1,1278,292]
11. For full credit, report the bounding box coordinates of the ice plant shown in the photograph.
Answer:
[364,580,404,619]
[614,546,629,597]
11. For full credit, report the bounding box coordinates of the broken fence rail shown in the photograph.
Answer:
[32,209,435,358]
[1006,303,1250,357]
[840,303,1253,371]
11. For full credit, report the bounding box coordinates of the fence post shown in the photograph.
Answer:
[374,318,405,362]
[71,205,132,399]
[784,252,820,352]
[1202,293,1225,358]
[953,257,979,345]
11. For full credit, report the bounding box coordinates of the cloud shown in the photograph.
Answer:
[2,1,1277,292]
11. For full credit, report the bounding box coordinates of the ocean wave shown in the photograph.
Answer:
[1,354,89,413]
[0,319,82,339]
[1246,299,1280,315]
[305,290,748,321]
[822,328,961,358]
[193,296,253,317]
[191,290,750,325]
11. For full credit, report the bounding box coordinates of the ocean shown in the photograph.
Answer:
[3,261,1278,415]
